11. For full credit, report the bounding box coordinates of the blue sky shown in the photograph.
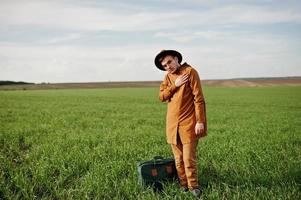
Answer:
[0,0,301,83]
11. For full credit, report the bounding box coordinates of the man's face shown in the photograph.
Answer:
[160,55,180,73]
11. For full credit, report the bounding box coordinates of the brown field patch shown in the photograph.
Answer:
[1,77,301,90]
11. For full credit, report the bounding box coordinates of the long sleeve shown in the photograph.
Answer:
[159,75,177,102]
[189,68,206,123]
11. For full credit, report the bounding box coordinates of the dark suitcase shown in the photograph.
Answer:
[137,156,177,191]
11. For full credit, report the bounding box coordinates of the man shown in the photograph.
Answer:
[154,50,207,198]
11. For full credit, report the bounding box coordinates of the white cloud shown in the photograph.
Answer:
[0,0,300,82]
[43,33,82,45]
[1,1,301,32]
[0,0,182,31]
[154,31,237,43]
[0,43,166,82]
[217,5,301,24]
[1,32,300,83]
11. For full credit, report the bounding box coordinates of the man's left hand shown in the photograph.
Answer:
[195,122,204,135]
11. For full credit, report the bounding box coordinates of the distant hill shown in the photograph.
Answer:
[204,76,301,87]
[0,81,33,86]
[0,77,301,90]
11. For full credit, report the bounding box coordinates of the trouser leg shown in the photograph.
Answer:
[183,140,198,190]
[171,140,187,187]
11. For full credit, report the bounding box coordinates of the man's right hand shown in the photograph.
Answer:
[175,73,189,87]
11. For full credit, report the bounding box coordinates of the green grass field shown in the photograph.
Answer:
[1,86,300,199]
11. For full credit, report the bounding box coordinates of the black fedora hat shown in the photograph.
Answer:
[154,50,182,71]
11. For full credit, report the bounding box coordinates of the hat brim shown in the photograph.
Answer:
[154,50,182,71]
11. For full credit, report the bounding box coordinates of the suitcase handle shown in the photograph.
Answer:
[153,156,164,166]
[153,156,164,160]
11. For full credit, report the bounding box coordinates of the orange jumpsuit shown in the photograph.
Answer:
[159,62,207,189]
